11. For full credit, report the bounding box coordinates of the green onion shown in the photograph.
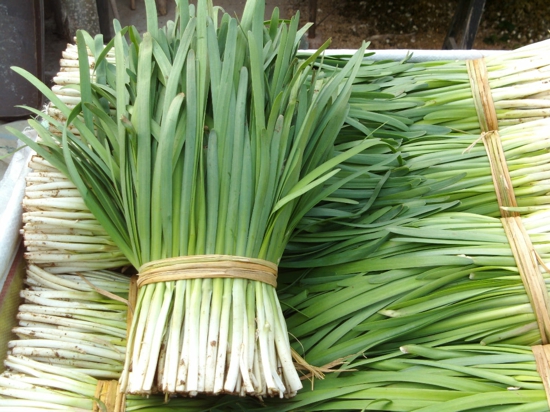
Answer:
[12,0,372,398]
[21,157,130,273]
[0,266,129,409]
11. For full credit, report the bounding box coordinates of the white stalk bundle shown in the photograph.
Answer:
[22,157,129,273]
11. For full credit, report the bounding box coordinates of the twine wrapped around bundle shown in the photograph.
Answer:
[93,380,124,412]
[533,345,550,408]
[137,255,278,289]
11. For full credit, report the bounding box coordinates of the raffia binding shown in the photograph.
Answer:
[467,59,518,215]
[467,59,550,343]
[137,255,278,288]
[481,131,519,217]
[466,59,499,132]
[532,345,550,407]
[93,380,125,412]
[502,217,550,344]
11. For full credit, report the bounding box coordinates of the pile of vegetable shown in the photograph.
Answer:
[2,0,550,410]
[0,156,130,411]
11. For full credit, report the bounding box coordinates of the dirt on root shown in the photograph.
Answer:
[286,0,550,50]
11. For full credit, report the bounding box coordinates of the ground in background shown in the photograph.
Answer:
[287,0,550,50]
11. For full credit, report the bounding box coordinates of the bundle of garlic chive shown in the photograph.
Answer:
[11,0,372,400]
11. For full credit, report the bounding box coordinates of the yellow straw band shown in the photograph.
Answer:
[467,58,498,132]
[532,345,550,409]
[93,380,124,412]
[468,58,518,214]
[501,217,550,344]
[137,255,278,288]
[481,130,518,216]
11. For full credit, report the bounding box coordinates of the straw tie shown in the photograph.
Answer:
[136,254,278,289]
[93,380,124,412]
[532,345,550,408]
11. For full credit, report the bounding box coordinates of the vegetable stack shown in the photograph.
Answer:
[13,0,372,399]
[9,0,550,407]
[0,156,131,411]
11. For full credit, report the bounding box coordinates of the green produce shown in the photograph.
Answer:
[12,0,373,398]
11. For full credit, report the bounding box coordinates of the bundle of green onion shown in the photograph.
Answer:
[11,0,376,398]
[0,266,129,411]
[281,211,550,363]
[309,40,550,135]
[252,344,550,412]
[22,156,129,272]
